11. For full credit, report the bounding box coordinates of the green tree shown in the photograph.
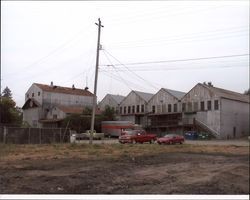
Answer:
[0,87,22,125]
[102,105,115,121]
[2,86,12,98]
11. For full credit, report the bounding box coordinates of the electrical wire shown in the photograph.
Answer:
[100,53,249,67]
[106,26,248,47]
[103,49,159,91]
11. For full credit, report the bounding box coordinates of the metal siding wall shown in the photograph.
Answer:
[148,89,178,114]
[220,98,249,139]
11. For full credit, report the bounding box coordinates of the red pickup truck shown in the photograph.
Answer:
[119,129,157,144]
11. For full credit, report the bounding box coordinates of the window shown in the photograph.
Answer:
[207,101,211,110]
[182,103,186,112]
[136,105,140,113]
[141,105,144,113]
[214,100,219,110]
[128,106,131,114]
[168,104,172,112]
[174,104,177,112]
[152,105,155,113]
[32,120,38,127]
[53,114,57,119]
[194,102,198,111]
[124,106,127,114]
[132,106,135,113]
[32,93,34,97]
[157,105,161,113]
[120,107,122,114]
[200,101,205,111]
[187,102,192,112]
[162,104,166,113]
[38,92,40,96]
[26,94,29,98]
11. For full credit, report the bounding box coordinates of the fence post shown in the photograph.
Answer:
[3,126,7,144]
[28,128,31,144]
[60,128,62,143]
[53,131,55,144]
[39,128,42,144]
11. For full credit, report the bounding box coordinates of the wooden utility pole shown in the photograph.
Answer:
[90,18,103,144]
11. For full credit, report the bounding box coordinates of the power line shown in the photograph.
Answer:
[103,49,159,91]
[106,26,248,47]
[4,24,95,77]
[100,54,249,67]
[102,51,133,90]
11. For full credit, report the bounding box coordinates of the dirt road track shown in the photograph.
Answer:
[0,152,249,194]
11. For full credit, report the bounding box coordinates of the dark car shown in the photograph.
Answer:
[184,131,198,140]
[157,134,184,145]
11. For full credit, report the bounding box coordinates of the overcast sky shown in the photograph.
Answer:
[1,1,249,107]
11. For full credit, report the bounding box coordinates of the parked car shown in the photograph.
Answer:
[198,132,211,140]
[119,129,157,144]
[184,131,198,140]
[70,130,104,143]
[157,134,184,145]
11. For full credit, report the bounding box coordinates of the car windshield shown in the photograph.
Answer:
[124,131,136,135]
[164,134,176,138]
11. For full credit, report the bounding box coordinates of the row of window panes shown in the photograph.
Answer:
[120,105,145,114]
[27,92,40,98]
[182,100,219,112]
[152,103,178,113]
[120,100,219,114]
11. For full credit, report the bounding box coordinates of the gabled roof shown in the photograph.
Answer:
[22,98,41,109]
[109,94,125,104]
[163,88,186,100]
[34,83,94,97]
[133,90,154,102]
[202,83,249,103]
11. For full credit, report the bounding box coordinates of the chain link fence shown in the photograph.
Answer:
[0,126,70,144]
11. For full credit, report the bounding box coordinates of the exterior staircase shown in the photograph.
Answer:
[194,118,220,138]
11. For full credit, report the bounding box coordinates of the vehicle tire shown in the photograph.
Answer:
[158,142,162,145]
[180,141,182,144]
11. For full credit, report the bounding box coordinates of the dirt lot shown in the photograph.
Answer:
[0,143,249,194]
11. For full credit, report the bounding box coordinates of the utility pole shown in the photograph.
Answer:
[90,18,104,144]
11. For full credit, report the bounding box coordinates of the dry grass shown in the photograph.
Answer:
[0,143,248,162]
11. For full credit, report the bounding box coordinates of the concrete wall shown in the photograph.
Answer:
[220,98,249,139]
[196,110,221,134]
[23,107,43,128]
[148,88,181,113]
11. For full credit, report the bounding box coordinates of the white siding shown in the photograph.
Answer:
[148,88,181,113]
[43,91,92,107]
[25,84,43,105]
[220,98,249,139]
[120,92,147,114]
[23,107,43,128]
[98,95,118,111]
[46,107,66,120]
